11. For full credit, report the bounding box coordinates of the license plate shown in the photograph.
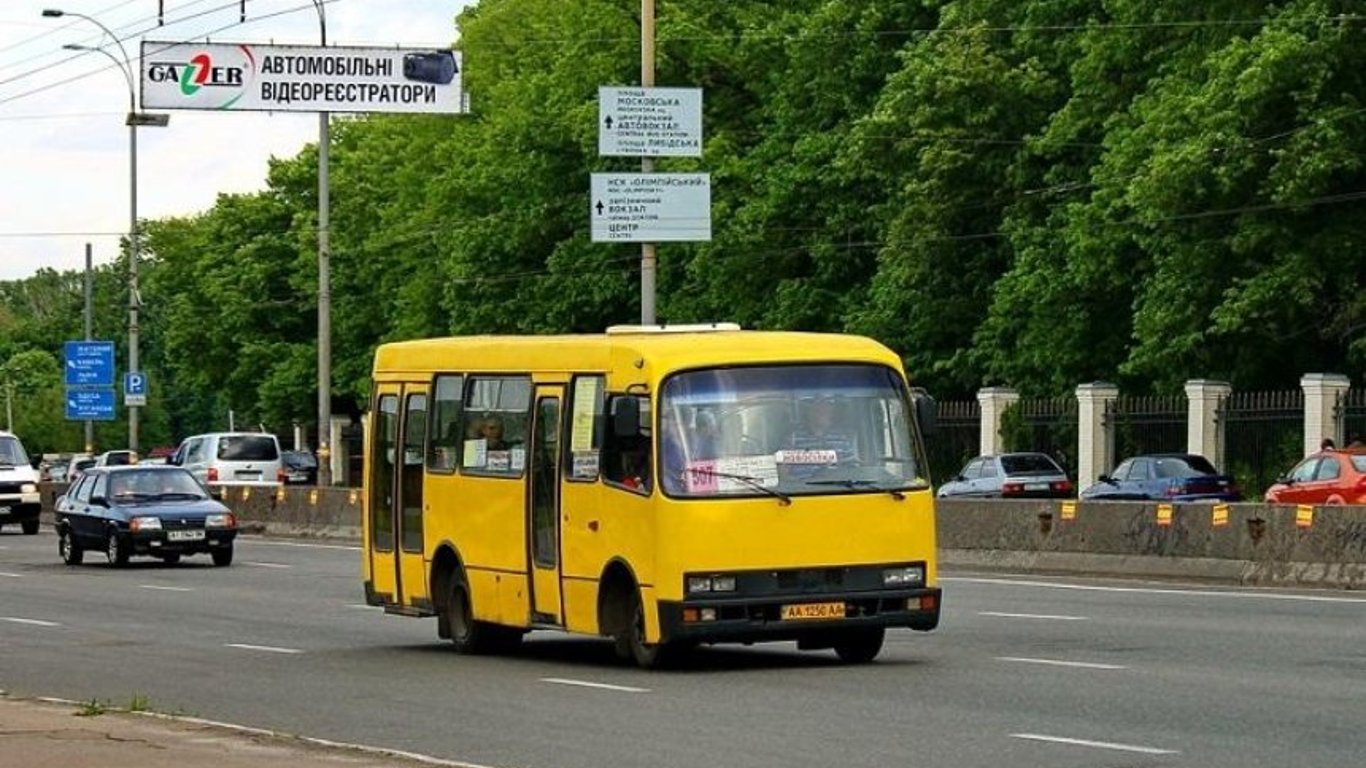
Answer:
[167,530,205,542]
[781,602,846,621]
[236,471,261,479]
[1024,482,1049,491]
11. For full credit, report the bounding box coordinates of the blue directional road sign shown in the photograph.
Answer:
[64,341,115,387]
[66,389,116,421]
[124,371,148,407]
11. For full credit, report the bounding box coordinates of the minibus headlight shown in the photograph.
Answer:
[686,575,738,594]
[130,516,162,532]
[882,566,924,586]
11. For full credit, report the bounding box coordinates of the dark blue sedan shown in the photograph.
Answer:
[1080,453,1241,502]
[55,466,238,567]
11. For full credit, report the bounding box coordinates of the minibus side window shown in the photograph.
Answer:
[602,393,651,494]
[566,375,605,482]
[427,374,463,473]
[460,376,531,477]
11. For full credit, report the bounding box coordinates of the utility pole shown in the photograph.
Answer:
[84,243,94,453]
[313,0,333,487]
[640,0,656,324]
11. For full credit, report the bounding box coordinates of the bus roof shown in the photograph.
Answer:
[373,329,905,380]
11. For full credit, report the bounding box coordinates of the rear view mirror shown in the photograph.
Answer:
[611,397,641,439]
[1098,474,1115,484]
[89,496,107,507]
[209,488,224,501]
[912,388,938,437]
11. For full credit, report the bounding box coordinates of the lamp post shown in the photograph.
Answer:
[309,0,333,487]
[44,9,168,454]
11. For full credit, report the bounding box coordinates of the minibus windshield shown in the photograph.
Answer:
[658,364,926,498]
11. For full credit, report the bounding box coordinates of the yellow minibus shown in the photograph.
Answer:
[363,324,940,667]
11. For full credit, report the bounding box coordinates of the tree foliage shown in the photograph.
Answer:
[3,0,1365,451]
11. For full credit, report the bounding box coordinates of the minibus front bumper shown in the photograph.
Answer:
[657,586,942,644]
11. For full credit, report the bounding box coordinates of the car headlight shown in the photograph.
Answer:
[130,516,162,532]
[687,574,737,594]
[205,513,236,529]
[22,483,37,494]
[883,566,924,586]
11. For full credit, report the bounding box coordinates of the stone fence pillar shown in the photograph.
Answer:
[1301,373,1349,456]
[976,387,1019,456]
[1076,382,1119,491]
[1185,379,1231,470]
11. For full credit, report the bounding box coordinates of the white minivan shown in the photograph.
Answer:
[0,430,42,535]
[169,432,284,487]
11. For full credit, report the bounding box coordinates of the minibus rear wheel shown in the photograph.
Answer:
[833,627,885,664]
[446,569,521,654]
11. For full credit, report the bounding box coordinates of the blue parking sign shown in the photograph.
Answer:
[125,371,148,406]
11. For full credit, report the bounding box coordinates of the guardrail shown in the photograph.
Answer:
[38,484,1365,588]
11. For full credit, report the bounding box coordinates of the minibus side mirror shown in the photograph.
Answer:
[913,389,938,437]
[611,397,641,439]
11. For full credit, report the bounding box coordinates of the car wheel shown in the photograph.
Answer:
[59,527,83,566]
[616,591,684,669]
[106,529,130,567]
[162,553,181,565]
[21,519,39,535]
[211,546,233,567]
[833,627,885,664]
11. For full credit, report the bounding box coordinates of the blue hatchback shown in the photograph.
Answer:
[1080,453,1241,502]
[55,465,238,567]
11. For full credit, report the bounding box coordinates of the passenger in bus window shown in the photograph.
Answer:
[480,416,512,450]
[790,397,857,461]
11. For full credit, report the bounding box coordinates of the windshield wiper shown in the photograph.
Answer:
[691,469,791,506]
[154,492,204,500]
[805,478,906,500]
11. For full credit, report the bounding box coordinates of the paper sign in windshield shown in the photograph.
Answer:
[775,449,838,465]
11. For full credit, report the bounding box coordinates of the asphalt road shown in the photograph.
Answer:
[2,529,1364,768]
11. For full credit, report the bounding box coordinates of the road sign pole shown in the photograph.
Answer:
[84,243,94,453]
[640,0,656,324]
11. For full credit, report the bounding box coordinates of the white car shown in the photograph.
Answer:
[0,431,42,535]
[168,432,283,487]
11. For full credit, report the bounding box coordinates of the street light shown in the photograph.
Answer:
[44,8,168,454]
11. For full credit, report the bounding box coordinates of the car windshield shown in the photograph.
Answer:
[658,364,925,498]
[218,435,278,461]
[1155,456,1217,478]
[1000,454,1062,475]
[0,436,28,467]
[284,452,317,468]
[108,469,208,501]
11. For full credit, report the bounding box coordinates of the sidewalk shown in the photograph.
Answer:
[0,695,445,767]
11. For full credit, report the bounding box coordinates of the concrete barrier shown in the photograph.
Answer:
[938,499,1366,588]
[39,483,1366,588]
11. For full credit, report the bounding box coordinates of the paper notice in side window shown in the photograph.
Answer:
[464,438,487,467]
[572,452,600,478]
[684,460,718,492]
[775,449,838,465]
[487,450,512,471]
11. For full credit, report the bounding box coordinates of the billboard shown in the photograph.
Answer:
[140,41,464,114]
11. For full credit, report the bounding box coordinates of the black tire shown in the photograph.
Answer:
[445,571,520,654]
[105,529,130,567]
[833,627,886,664]
[162,553,181,565]
[21,519,39,535]
[59,527,83,566]
[616,591,684,669]
[211,546,233,567]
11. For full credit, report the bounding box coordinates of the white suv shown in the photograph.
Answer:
[169,432,284,487]
[0,431,42,535]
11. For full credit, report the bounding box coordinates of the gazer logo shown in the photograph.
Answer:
[145,44,255,108]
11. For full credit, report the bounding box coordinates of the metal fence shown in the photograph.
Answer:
[1220,390,1303,497]
[1001,397,1078,479]
[1105,395,1187,464]
[1341,388,1366,447]
[925,399,979,485]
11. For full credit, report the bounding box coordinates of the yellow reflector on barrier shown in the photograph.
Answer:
[276,486,286,501]
[1060,501,1077,521]
[1296,505,1314,529]
[349,489,359,504]
[1156,504,1173,527]
[1212,504,1229,528]
[309,489,319,506]
[242,487,251,501]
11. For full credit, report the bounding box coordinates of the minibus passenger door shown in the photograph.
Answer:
[367,388,401,605]
[528,388,564,625]
[396,389,430,607]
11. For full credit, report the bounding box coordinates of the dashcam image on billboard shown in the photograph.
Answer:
[140,41,464,115]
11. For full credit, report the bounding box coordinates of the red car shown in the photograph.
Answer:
[1264,448,1366,504]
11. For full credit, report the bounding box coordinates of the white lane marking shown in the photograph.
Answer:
[241,538,360,552]
[34,695,497,768]
[541,677,650,694]
[0,571,23,578]
[140,585,194,592]
[1,616,62,627]
[1012,733,1178,755]
[347,604,383,610]
[242,561,292,569]
[980,611,1087,621]
[224,643,303,654]
[945,576,1366,604]
[997,656,1126,670]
